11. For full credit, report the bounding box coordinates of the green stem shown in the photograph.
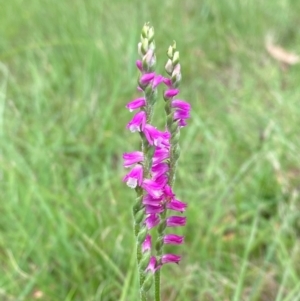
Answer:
[154,207,167,301]
[154,270,161,301]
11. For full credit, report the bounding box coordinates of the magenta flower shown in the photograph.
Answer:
[142,234,152,252]
[171,100,191,111]
[145,214,160,229]
[174,109,190,120]
[161,254,181,264]
[142,179,163,199]
[123,164,143,188]
[164,89,179,98]
[154,174,168,188]
[145,204,164,214]
[152,75,164,89]
[136,60,143,71]
[142,194,162,205]
[178,119,187,127]
[163,185,175,200]
[163,234,184,245]
[166,199,187,212]
[163,77,172,87]
[143,124,170,147]
[140,72,156,85]
[151,163,169,180]
[153,147,170,164]
[126,97,146,112]
[166,216,186,227]
[123,26,189,298]
[123,151,144,168]
[127,111,146,132]
[146,256,159,273]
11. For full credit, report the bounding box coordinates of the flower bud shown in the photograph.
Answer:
[172,51,180,65]
[165,59,173,75]
[141,38,149,55]
[139,251,151,271]
[148,27,154,42]
[142,273,154,292]
[141,23,149,38]
[137,226,148,243]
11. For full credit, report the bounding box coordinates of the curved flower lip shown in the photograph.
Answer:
[126,111,146,132]
[166,216,186,227]
[163,77,172,87]
[126,97,146,112]
[154,174,168,188]
[164,89,179,98]
[166,199,187,212]
[178,119,187,127]
[140,72,155,84]
[123,151,144,168]
[142,179,163,199]
[151,162,169,180]
[171,100,191,111]
[122,164,143,188]
[161,253,181,264]
[142,234,152,252]
[145,214,160,229]
[153,147,169,164]
[136,60,143,71]
[174,109,190,120]
[152,75,164,89]
[163,234,184,245]
[163,185,175,199]
[142,194,162,205]
[144,124,170,147]
[145,204,164,214]
[146,256,159,273]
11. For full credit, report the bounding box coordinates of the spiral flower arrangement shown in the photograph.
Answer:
[122,23,191,301]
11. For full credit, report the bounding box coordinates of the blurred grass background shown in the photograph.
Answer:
[1,0,300,300]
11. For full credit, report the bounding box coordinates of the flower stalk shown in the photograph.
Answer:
[154,42,190,301]
[123,23,190,301]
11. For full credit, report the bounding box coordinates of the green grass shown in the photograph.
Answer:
[1,0,300,300]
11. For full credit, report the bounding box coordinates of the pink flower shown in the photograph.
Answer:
[145,214,160,229]
[171,100,191,111]
[153,147,169,164]
[126,98,146,112]
[143,124,170,147]
[161,254,181,264]
[136,60,143,71]
[174,109,190,120]
[122,165,143,188]
[140,72,155,84]
[154,174,168,188]
[163,234,184,245]
[142,179,163,199]
[142,234,152,252]
[123,151,144,168]
[126,111,146,132]
[164,89,179,98]
[145,204,164,214]
[166,216,186,227]
[151,163,169,180]
[163,77,172,87]
[152,75,164,89]
[146,256,159,273]
[166,199,187,213]
[142,194,162,205]
[163,185,175,200]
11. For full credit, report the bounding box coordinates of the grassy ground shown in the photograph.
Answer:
[1,0,300,300]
